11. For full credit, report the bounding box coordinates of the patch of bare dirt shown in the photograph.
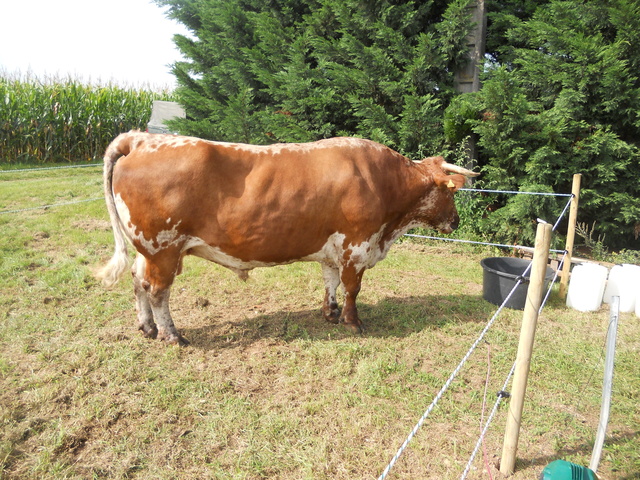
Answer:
[71,219,111,232]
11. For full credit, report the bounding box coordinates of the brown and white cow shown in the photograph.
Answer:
[97,131,477,345]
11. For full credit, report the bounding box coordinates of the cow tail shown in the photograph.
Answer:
[96,132,136,288]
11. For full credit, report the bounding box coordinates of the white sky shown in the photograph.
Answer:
[0,0,190,89]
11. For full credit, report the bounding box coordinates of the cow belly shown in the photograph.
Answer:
[187,236,323,277]
[188,226,393,279]
[188,241,280,278]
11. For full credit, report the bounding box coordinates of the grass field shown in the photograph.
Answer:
[1,166,638,479]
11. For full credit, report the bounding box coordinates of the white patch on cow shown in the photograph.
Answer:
[126,132,149,152]
[114,193,187,255]
[140,142,160,154]
[322,264,340,294]
[221,137,386,157]
[137,134,200,154]
[303,232,347,264]
[421,189,438,208]
[184,240,279,279]
[155,222,183,249]
[114,193,133,232]
[303,224,397,273]
[165,136,199,148]
[412,188,457,233]
[133,253,146,277]
[129,134,393,172]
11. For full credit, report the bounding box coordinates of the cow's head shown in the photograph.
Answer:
[415,156,479,234]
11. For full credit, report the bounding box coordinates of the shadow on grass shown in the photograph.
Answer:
[181,293,497,351]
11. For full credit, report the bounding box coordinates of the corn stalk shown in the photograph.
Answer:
[0,72,174,164]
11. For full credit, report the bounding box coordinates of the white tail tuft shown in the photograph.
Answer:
[96,246,131,288]
[96,131,140,287]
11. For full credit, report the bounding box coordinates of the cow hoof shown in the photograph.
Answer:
[174,335,190,347]
[158,330,190,346]
[323,310,341,324]
[165,335,190,347]
[322,303,341,324]
[139,324,158,339]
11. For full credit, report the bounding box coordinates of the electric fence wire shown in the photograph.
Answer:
[539,251,567,314]
[0,164,103,214]
[377,264,532,480]
[460,362,517,480]
[403,233,566,255]
[0,163,102,174]
[405,191,574,254]
[0,197,103,215]
[459,254,563,479]
[384,203,570,479]
[460,187,572,197]
[552,195,574,232]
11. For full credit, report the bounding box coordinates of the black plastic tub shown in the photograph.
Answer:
[480,257,555,310]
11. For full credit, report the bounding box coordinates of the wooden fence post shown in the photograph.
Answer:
[500,222,553,475]
[559,174,582,298]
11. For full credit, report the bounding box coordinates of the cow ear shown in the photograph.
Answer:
[435,173,466,192]
[419,156,467,191]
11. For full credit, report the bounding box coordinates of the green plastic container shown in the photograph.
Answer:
[540,460,598,480]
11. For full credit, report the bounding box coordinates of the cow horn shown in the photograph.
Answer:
[441,162,480,177]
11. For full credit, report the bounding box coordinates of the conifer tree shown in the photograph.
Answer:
[158,0,640,250]
[157,0,474,156]
[447,0,640,250]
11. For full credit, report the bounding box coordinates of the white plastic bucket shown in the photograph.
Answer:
[626,265,640,313]
[566,263,608,312]
[603,264,640,313]
[603,265,623,304]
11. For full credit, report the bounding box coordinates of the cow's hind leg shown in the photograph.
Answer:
[339,263,365,334]
[321,263,341,323]
[132,254,157,339]
[148,288,188,346]
[144,250,189,346]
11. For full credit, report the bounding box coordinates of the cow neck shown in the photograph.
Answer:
[375,160,438,245]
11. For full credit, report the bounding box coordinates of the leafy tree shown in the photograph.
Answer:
[157,0,474,156]
[447,0,640,250]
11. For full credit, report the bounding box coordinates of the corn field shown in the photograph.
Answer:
[0,73,173,164]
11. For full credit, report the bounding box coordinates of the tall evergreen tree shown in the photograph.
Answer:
[157,0,474,156]
[447,0,640,250]
[158,0,640,250]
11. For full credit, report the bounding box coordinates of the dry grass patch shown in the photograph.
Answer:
[1,168,639,479]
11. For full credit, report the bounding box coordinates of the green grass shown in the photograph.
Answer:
[0,167,638,479]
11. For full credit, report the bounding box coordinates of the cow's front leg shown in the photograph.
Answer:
[132,254,157,339]
[339,263,365,334]
[321,263,341,323]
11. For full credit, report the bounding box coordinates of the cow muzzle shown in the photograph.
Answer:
[439,214,459,234]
